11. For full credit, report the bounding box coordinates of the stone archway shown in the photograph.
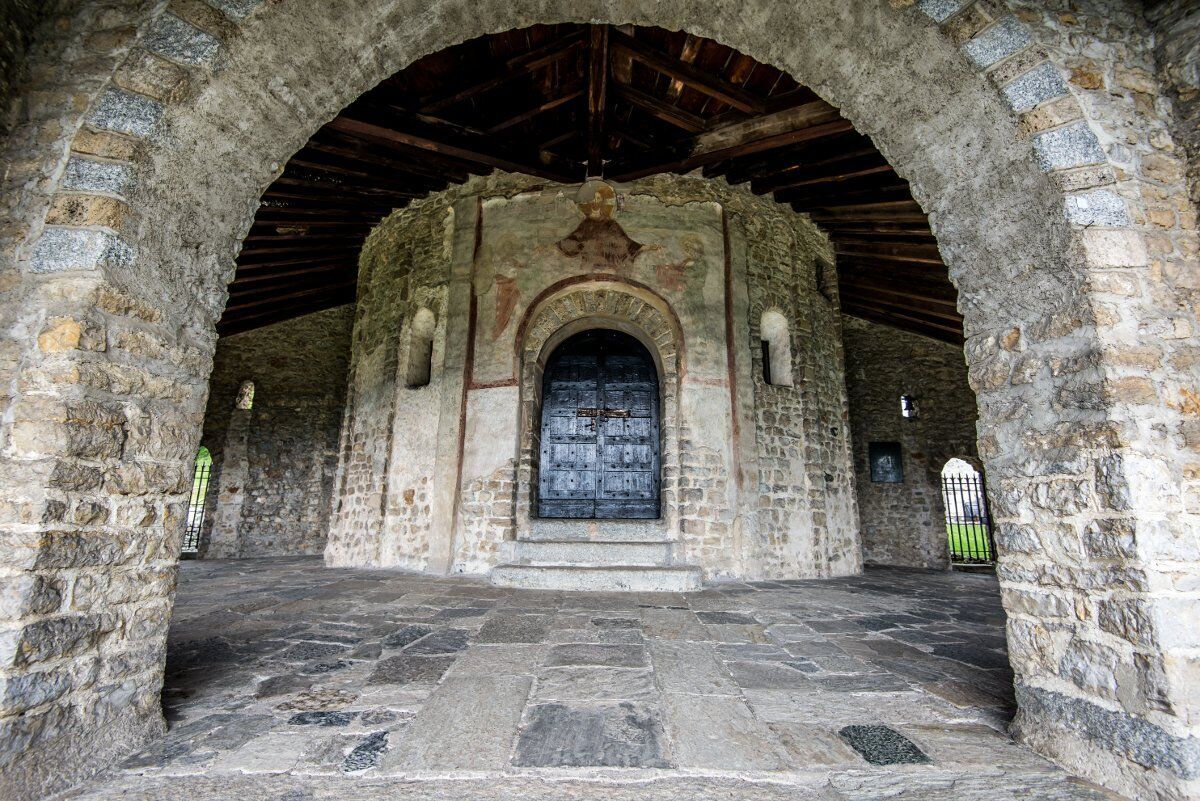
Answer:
[2,2,1197,800]
[513,280,685,537]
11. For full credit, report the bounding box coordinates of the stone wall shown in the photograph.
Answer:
[325,198,454,569]
[843,316,979,569]
[199,306,353,558]
[0,0,55,135]
[1147,0,1200,206]
[740,192,859,579]
[1,2,1197,800]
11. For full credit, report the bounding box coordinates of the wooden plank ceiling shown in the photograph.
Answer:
[224,24,962,344]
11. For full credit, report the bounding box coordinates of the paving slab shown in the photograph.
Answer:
[514,701,671,768]
[768,722,864,768]
[546,643,646,667]
[660,693,785,770]
[366,655,455,685]
[534,667,658,702]
[380,675,531,770]
[444,644,547,677]
[648,640,740,695]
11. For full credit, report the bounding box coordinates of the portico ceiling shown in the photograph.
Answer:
[224,24,962,344]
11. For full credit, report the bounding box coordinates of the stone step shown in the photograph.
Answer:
[514,539,675,567]
[520,519,671,543]
[490,564,703,592]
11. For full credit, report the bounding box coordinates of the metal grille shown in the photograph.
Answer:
[941,472,995,564]
[182,451,212,553]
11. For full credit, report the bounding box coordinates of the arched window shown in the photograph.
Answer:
[759,309,793,387]
[235,380,255,410]
[405,308,436,388]
[182,447,213,554]
[941,458,995,564]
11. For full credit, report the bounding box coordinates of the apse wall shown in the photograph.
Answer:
[324,173,859,581]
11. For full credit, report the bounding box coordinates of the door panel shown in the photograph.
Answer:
[538,330,660,519]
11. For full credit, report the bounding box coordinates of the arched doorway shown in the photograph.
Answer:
[538,329,660,520]
[940,457,996,565]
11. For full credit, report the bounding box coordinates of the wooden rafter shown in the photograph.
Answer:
[224,23,960,345]
[608,29,764,113]
[587,25,609,175]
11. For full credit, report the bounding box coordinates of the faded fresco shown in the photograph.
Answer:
[470,183,728,386]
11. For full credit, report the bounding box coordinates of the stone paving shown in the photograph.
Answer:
[59,557,1121,800]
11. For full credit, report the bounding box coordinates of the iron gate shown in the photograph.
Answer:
[182,450,212,553]
[941,472,995,564]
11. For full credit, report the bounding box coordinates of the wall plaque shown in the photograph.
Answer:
[869,442,904,483]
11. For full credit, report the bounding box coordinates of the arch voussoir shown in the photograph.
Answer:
[1,1,1196,800]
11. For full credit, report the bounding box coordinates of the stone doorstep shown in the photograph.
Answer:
[491,564,703,592]
[522,519,671,542]
[513,539,677,567]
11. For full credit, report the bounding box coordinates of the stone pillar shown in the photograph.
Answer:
[205,407,250,559]
[968,225,1200,800]
[427,198,479,573]
[0,274,208,801]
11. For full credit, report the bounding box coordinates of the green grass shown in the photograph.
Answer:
[947,522,992,561]
[189,447,213,503]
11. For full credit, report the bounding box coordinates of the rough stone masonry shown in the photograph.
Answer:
[0,2,1197,801]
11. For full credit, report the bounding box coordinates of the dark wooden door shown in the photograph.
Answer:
[538,330,660,519]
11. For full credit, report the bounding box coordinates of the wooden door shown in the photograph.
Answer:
[538,330,660,519]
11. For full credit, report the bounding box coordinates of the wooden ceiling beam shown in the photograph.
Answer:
[260,188,398,207]
[223,280,358,314]
[230,264,358,287]
[748,147,883,192]
[841,305,963,345]
[234,252,359,272]
[610,118,654,150]
[304,138,463,187]
[612,84,707,133]
[830,248,940,267]
[767,163,895,198]
[807,200,928,225]
[609,29,764,113]
[721,130,872,183]
[419,30,587,113]
[218,292,356,336]
[607,116,853,182]
[840,296,964,330]
[783,182,913,209]
[487,87,584,133]
[327,114,583,183]
[255,205,387,222]
[690,101,842,155]
[309,130,472,184]
[836,255,951,280]
[271,174,420,201]
[286,155,431,195]
[837,269,958,302]
[839,281,960,312]
[664,34,703,103]
[587,25,609,175]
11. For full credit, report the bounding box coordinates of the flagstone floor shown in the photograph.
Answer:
[59,557,1120,801]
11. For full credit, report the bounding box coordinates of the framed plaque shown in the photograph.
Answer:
[869,442,904,483]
